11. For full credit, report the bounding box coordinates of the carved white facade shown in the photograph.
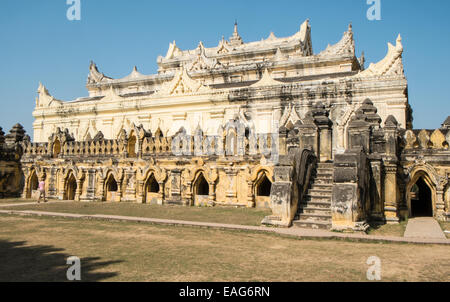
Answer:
[32,20,410,153]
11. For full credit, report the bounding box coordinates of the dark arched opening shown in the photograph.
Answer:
[195,174,209,196]
[27,171,39,198]
[257,174,272,197]
[410,177,433,217]
[145,174,160,203]
[105,175,118,202]
[65,174,77,201]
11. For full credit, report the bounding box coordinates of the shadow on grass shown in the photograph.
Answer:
[0,240,123,281]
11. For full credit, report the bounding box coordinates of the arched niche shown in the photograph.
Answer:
[65,173,77,201]
[193,173,209,205]
[105,174,118,202]
[254,171,272,207]
[27,170,39,199]
[144,174,160,204]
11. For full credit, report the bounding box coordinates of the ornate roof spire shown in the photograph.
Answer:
[229,20,243,47]
[357,34,404,78]
[87,61,112,84]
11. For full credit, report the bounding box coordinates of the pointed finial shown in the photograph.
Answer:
[234,20,238,34]
[348,22,352,32]
[133,66,138,72]
[397,34,402,42]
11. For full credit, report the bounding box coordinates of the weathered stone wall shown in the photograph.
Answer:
[0,125,28,198]
[20,124,279,208]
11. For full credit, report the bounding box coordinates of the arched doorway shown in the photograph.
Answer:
[65,173,77,201]
[144,174,160,203]
[410,177,433,217]
[105,174,118,202]
[193,173,209,205]
[255,172,272,207]
[27,171,39,198]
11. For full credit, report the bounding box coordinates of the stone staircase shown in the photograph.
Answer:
[293,162,333,230]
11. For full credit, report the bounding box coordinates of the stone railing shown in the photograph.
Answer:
[21,125,280,161]
[402,129,450,150]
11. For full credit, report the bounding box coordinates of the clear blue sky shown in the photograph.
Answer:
[1,0,449,138]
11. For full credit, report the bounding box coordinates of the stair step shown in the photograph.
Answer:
[313,178,333,185]
[316,172,333,178]
[297,212,332,221]
[309,188,332,195]
[318,162,334,167]
[300,207,332,215]
[317,168,334,173]
[310,183,333,190]
[305,195,332,203]
[300,201,331,209]
[293,220,332,230]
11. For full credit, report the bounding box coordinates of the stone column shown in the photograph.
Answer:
[383,164,399,223]
[436,180,447,220]
[86,169,96,201]
[48,168,57,199]
[117,180,122,202]
[246,180,255,208]
[125,171,137,201]
[225,168,238,204]
[137,179,145,203]
[58,172,65,200]
[208,182,216,206]
[168,169,183,205]
[75,180,81,201]
[97,178,105,201]
[21,169,29,199]
[311,103,332,162]
[369,157,384,221]
[157,182,164,205]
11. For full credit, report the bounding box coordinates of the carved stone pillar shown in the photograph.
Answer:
[58,172,65,200]
[383,164,399,223]
[436,179,447,220]
[225,168,238,204]
[117,180,122,202]
[167,169,183,205]
[208,182,216,206]
[158,182,165,205]
[21,169,29,199]
[75,180,81,201]
[85,169,96,201]
[311,102,332,162]
[48,168,57,198]
[137,180,144,203]
[246,180,255,208]
[125,170,137,201]
[369,158,383,221]
[97,178,105,201]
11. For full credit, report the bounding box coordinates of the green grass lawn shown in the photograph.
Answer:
[2,200,271,226]
[0,214,448,282]
[367,220,408,237]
